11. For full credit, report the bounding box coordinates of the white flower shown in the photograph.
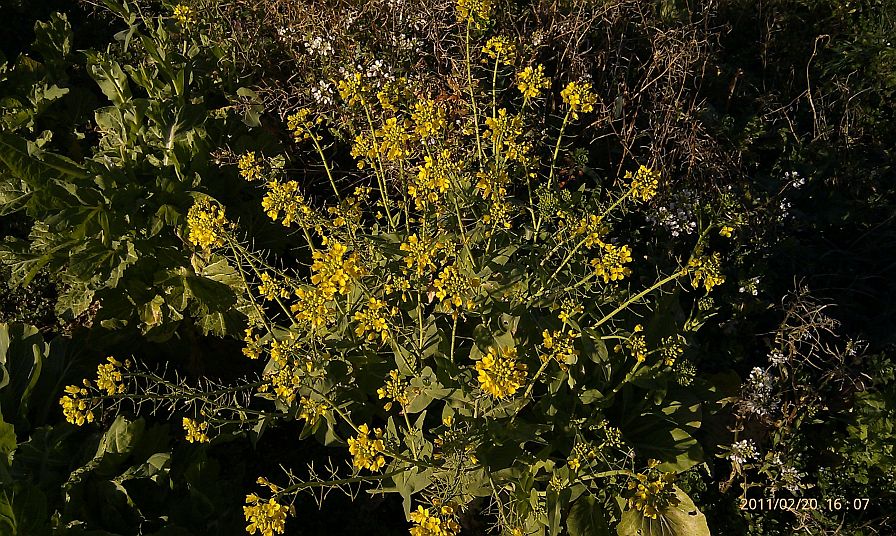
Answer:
[728,439,758,464]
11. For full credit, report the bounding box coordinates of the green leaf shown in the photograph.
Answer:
[616,487,710,536]
[0,409,16,467]
[0,323,46,425]
[0,489,15,536]
[567,494,612,536]
[84,52,131,105]
[0,133,88,197]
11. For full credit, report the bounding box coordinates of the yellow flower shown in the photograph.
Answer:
[291,286,335,330]
[560,81,597,119]
[244,494,289,536]
[95,357,126,396]
[351,133,378,169]
[269,335,300,367]
[377,117,410,161]
[243,328,264,360]
[348,424,386,471]
[719,225,734,238]
[400,234,440,276]
[238,151,264,181]
[626,165,660,202]
[689,253,725,292]
[262,365,302,405]
[409,150,458,209]
[411,99,447,139]
[517,64,550,101]
[287,108,321,141]
[624,332,648,363]
[337,72,367,107]
[626,464,680,519]
[377,369,411,411]
[298,396,328,425]
[310,240,360,298]
[409,505,460,536]
[541,330,579,368]
[172,4,196,26]
[433,264,478,313]
[258,272,292,301]
[183,417,210,443]
[484,108,529,163]
[482,36,515,65]
[456,0,492,27]
[187,198,229,249]
[475,347,527,398]
[59,384,95,426]
[353,298,395,343]
[589,242,633,283]
[262,180,314,227]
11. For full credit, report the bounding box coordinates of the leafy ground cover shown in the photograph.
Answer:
[0,1,894,535]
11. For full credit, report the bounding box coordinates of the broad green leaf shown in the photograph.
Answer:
[0,323,46,424]
[617,487,710,536]
[567,494,612,536]
[0,489,15,536]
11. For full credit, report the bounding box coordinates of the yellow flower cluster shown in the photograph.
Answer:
[238,151,264,181]
[59,383,95,426]
[338,72,367,107]
[484,108,529,163]
[623,325,648,362]
[411,99,447,139]
[474,164,508,200]
[689,253,725,292]
[258,272,292,301]
[377,77,410,112]
[173,4,196,26]
[482,198,513,233]
[475,347,527,398]
[719,225,734,238]
[291,286,335,330]
[433,264,477,313]
[557,299,584,324]
[348,424,386,471]
[262,180,313,227]
[269,335,300,367]
[95,356,127,396]
[187,198,229,249]
[410,150,458,208]
[626,165,659,202]
[409,505,460,536]
[310,240,360,297]
[567,441,597,471]
[482,36,515,65]
[243,328,264,360]
[377,117,410,161]
[244,494,289,536]
[517,64,550,101]
[590,242,633,283]
[263,365,302,404]
[574,214,609,248]
[351,133,377,169]
[560,81,597,120]
[377,369,411,411]
[456,0,492,27]
[298,396,328,425]
[541,330,580,368]
[660,335,684,366]
[626,462,680,519]
[183,417,210,443]
[287,108,322,141]
[400,234,441,276]
[353,298,394,343]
